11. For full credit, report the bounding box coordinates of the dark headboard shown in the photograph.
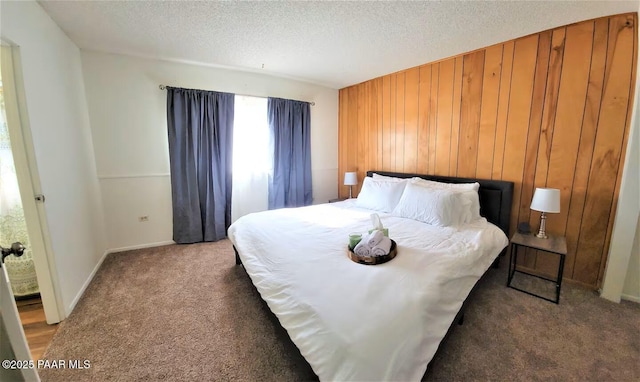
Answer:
[366,171,514,236]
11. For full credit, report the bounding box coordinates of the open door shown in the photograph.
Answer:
[1,44,63,324]
[1,245,39,381]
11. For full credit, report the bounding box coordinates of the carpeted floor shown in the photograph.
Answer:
[40,240,639,381]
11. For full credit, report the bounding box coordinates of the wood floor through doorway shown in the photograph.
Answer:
[16,296,58,360]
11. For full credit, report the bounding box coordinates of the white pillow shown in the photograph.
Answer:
[392,183,467,227]
[410,178,481,222]
[372,173,410,183]
[355,177,407,212]
[411,177,479,191]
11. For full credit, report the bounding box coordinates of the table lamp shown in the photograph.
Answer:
[344,172,358,198]
[530,188,560,239]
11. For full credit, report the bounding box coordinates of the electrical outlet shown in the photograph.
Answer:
[138,216,149,222]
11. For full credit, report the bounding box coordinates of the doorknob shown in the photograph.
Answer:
[0,242,25,266]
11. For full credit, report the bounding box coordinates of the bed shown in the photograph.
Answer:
[228,171,513,381]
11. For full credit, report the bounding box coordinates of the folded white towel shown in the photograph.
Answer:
[371,237,392,257]
[367,230,384,247]
[354,233,371,256]
[371,213,383,231]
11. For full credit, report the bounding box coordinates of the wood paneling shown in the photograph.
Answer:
[520,30,552,270]
[565,19,608,280]
[435,61,453,176]
[404,68,420,173]
[337,14,637,289]
[450,58,463,176]
[395,71,406,172]
[575,14,636,286]
[458,51,485,178]
[417,66,431,173]
[429,64,440,174]
[492,41,515,181]
[476,45,503,179]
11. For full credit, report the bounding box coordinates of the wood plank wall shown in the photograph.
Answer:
[337,13,637,289]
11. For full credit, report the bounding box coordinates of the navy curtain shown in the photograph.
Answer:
[166,87,234,243]
[267,97,312,209]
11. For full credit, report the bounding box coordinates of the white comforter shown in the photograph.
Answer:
[228,200,508,381]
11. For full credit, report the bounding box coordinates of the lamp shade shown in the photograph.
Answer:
[344,172,358,186]
[530,188,560,213]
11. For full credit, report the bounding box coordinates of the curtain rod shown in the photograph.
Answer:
[158,84,315,106]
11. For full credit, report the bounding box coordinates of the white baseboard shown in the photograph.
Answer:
[64,240,175,316]
[106,240,176,254]
[65,249,110,316]
[621,293,640,303]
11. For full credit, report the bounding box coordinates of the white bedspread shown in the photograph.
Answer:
[228,200,508,381]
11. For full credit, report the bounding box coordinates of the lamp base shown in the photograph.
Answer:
[535,232,548,239]
[536,212,548,239]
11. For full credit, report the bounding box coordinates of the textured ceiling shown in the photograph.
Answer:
[38,1,638,89]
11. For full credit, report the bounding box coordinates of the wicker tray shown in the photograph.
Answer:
[347,239,397,265]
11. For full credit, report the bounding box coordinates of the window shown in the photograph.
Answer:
[232,96,269,177]
[231,95,269,221]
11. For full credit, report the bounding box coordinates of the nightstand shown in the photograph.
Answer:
[329,198,347,203]
[507,232,567,304]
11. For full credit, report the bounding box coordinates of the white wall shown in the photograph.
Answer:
[0,1,108,314]
[604,100,639,301]
[619,13,640,302]
[80,51,339,250]
[622,216,640,302]
[618,2,640,305]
